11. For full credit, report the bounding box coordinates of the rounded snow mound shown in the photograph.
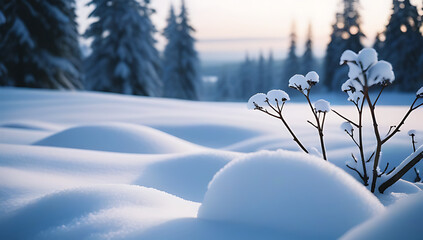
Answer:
[341,192,423,240]
[198,150,384,239]
[34,123,203,154]
[0,185,199,240]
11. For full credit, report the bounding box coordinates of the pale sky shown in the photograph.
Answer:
[77,0,423,63]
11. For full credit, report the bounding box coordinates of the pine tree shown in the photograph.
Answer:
[174,0,200,100]
[380,0,423,91]
[300,23,317,75]
[324,0,364,91]
[238,54,255,100]
[0,0,82,89]
[256,52,266,93]
[162,1,199,100]
[282,23,300,85]
[162,5,179,98]
[84,0,161,96]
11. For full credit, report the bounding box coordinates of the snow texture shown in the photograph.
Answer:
[340,50,358,65]
[247,93,267,109]
[266,89,290,106]
[357,48,378,70]
[341,192,423,240]
[198,151,384,239]
[314,99,331,113]
[367,61,395,86]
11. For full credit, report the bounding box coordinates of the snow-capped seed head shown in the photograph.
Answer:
[247,93,267,110]
[357,48,378,70]
[416,86,423,98]
[314,99,331,113]
[288,74,310,93]
[367,61,395,87]
[341,122,354,134]
[341,79,363,103]
[266,89,290,106]
[305,71,319,85]
[408,130,416,137]
[340,50,358,65]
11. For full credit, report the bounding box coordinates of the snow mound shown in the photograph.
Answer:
[34,123,203,154]
[135,151,239,202]
[198,150,384,239]
[341,192,423,240]
[0,185,199,240]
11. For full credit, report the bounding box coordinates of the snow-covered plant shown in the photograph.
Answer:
[248,90,308,154]
[333,48,423,193]
[248,71,330,160]
[248,47,423,194]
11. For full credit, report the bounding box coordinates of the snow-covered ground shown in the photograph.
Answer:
[0,87,422,239]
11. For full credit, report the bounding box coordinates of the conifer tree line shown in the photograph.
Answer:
[1,0,423,101]
[0,0,199,100]
[216,0,423,101]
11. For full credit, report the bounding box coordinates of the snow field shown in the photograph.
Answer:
[0,88,422,239]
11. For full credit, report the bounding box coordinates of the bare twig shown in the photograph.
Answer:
[378,162,390,177]
[346,164,365,181]
[331,109,359,128]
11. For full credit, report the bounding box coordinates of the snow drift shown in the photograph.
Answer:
[198,150,384,239]
[0,185,199,240]
[341,192,423,240]
[34,123,203,154]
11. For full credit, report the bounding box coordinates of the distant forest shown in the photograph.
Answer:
[1,0,422,101]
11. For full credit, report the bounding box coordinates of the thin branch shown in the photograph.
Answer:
[366,151,375,163]
[373,85,386,107]
[346,130,360,148]
[382,97,419,145]
[387,167,396,175]
[307,120,318,129]
[346,164,365,182]
[351,153,358,163]
[378,162,390,177]
[331,109,359,128]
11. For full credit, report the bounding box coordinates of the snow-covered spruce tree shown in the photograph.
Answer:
[300,24,317,75]
[334,48,423,193]
[0,0,82,89]
[323,13,344,91]
[256,52,267,93]
[162,0,199,100]
[379,0,423,92]
[281,23,299,88]
[323,0,364,91]
[84,0,161,96]
[247,47,423,194]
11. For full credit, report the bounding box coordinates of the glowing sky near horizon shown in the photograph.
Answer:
[77,0,423,63]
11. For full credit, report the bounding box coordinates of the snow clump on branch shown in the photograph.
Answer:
[266,89,290,106]
[340,48,395,88]
[341,122,354,135]
[247,93,267,110]
[314,99,331,113]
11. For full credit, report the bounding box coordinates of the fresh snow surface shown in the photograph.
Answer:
[198,151,384,239]
[341,192,423,240]
[1,87,422,239]
[34,123,204,154]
